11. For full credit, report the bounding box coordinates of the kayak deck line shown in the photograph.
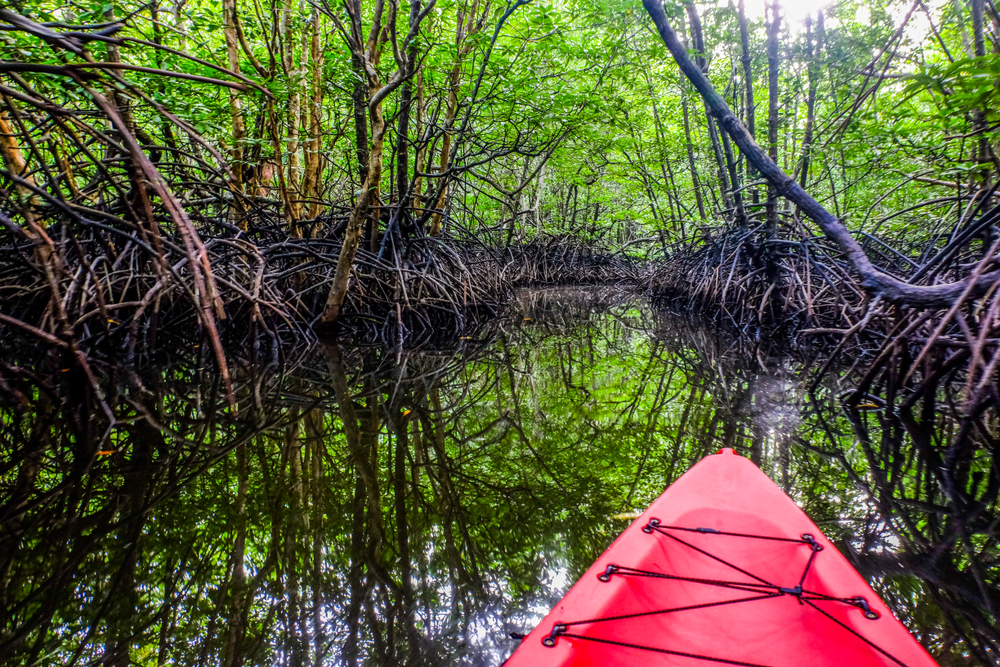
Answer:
[505,449,941,667]
[540,518,904,666]
[642,519,825,589]
[545,632,776,667]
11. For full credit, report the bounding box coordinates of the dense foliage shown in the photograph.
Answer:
[2,0,996,253]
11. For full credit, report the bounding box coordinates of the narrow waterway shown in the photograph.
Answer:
[0,287,994,665]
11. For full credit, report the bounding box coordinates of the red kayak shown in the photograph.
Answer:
[505,448,939,667]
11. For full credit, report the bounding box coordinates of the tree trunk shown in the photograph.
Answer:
[411,69,426,212]
[102,6,134,134]
[172,0,187,49]
[971,0,993,186]
[428,4,485,236]
[222,443,249,667]
[0,111,37,207]
[647,86,680,227]
[707,116,734,214]
[222,0,246,228]
[681,88,706,221]
[367,84,386,253]
[150,1,179,153]
[737,0,757,205]
[267,99,297,237]
[534,160,546,233]
[685,3,734,216]
[283,0,303,225]
[797,12,821,190]
[765,0,781,275]
[396,0,421,207]
[352,53,370,187]
[429,60,463,236]
[321,97,385,325]
[105,434,153,667]
[391,408,423,664]
[396,79,413,206]
[721,129,747,229]
[302,8,324,223]
[323,344,369,666]
[677,11,705,222]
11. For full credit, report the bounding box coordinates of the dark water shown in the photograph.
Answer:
[0,287,996,666]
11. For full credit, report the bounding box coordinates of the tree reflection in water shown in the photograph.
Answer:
[0,287,996,665]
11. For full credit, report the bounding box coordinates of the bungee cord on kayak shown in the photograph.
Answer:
[546,634,775,667]
[539,519,906,667]
[643,521,880,619]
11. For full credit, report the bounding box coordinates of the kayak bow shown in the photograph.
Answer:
[505,448,939,667]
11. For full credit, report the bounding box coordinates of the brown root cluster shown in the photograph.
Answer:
[497,235,639,287]
[647,200,1000,459]
[0,201,641,356]
[642,221,866,337]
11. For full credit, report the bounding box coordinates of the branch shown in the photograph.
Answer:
[0,61,251,92]
[0,9,120,55]
[367,0,436,111]
[122,37,271,92]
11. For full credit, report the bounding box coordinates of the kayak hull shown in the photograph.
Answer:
[504,449,939,667]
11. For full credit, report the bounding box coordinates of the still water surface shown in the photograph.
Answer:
[0,287,995,665]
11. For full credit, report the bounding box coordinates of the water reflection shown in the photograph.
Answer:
[0,287,996,665]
